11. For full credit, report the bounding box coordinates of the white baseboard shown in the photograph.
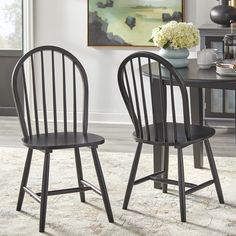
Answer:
[87,112,184,124]
[36,110,132,124]
[88,112,132,124]
[36,111,183,125]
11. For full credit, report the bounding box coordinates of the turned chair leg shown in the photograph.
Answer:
[16,148,33,211]
[123,142,142,210]
[204,139,224,204]
[91,147,114,223]
[74,148,85,202]
[162,146,169,193]
[177,148,186,222]
[39,151,50,233]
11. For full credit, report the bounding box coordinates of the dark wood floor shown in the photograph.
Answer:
[0,117,235,158]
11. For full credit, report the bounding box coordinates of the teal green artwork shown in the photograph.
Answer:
[88,0,183,46]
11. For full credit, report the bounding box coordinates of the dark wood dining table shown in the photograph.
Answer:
[142,59,236,189]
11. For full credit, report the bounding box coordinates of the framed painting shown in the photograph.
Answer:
[88,0,184,47]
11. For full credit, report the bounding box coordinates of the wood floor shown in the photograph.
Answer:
[0,117,235,158]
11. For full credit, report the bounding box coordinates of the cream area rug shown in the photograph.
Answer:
[0,147,236,236]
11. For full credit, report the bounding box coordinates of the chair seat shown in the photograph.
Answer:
[22,132,105,150]
[133,123,215,147]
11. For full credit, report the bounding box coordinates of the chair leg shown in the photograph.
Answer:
[74,148,85,202]
[177,148,186,222]
[123,142,142,210]
[39,151,50,233]
[162,146,169,193]
[204,139,224,204]
[16,148,33,211]
[91,147,114,223]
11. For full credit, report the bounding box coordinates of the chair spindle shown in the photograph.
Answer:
[40,51,48,134]
[123,67,139,134]
[158,62,167,142]
[73,62,77,133]
[130,59,143,138]
[22,65,32,137]
[62,54,67,133]
[169,73,177,143]
[30,55,39,135]
[147,58,159,141]
[138,57,150,140]
[51,50,57,134]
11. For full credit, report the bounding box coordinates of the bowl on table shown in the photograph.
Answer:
[216,61,236,76]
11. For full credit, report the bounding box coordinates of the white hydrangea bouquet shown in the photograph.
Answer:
[150,21,199,49]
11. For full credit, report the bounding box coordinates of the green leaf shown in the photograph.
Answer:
[148,38,154,43]
[163,41,170,49]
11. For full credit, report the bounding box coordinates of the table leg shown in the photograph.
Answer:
[153,146,164,189]
[190,87,203,169]
[153,82,167,189]
[235,90,236,142]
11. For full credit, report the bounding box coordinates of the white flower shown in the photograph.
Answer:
[151,21,199,49]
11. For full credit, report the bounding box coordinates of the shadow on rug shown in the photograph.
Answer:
[0,147,235,236]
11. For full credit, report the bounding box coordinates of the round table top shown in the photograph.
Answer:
[142,59,236,89]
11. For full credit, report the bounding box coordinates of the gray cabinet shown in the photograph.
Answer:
[0,50,22,116]
[199,24,235,121]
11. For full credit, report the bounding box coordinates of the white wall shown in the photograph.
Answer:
[195,0,216,27]
[33,0,216,124]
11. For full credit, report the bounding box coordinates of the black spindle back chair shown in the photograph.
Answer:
[12,45,88,139]
[118,51,224,222]
[12,45,113,232]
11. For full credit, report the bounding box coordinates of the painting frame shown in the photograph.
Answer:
[87,0,184,47]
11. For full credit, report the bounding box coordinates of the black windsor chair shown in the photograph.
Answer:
[12,45,113,232]
[118,51,224,222]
